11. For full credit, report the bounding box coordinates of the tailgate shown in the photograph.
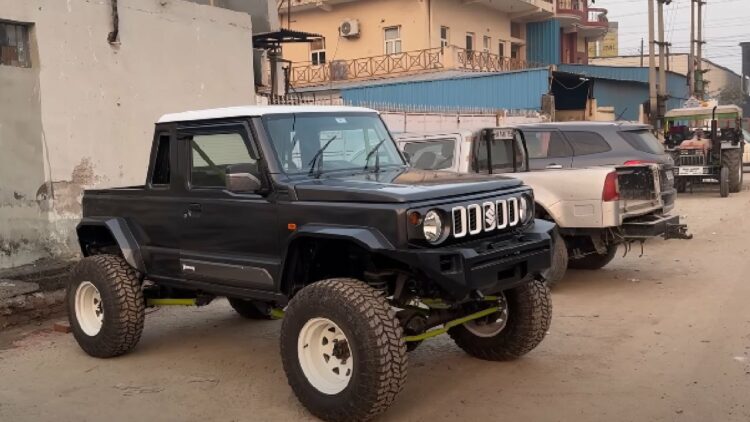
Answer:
[616,164,664,217]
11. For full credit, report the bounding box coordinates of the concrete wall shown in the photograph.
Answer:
[185,0,280,33]
[0,0,255,268]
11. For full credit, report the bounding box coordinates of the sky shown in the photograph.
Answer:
[603,0,749,75]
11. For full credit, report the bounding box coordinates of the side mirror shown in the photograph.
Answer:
[225,164,262,193]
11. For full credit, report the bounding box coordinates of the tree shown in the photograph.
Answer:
[718,79,747,106]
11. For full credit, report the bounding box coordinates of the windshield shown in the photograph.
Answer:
[264,113,404,174]
[618,130,665,155]
[403,139,456,170]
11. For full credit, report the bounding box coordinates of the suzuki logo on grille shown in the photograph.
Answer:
[451,197,521,239]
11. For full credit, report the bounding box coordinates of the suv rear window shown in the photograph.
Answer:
[403,139,455,170]
[618,130,665,154]
[565,131,612,155]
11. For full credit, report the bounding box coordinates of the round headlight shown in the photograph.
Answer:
[423,210,444,244]
[518,194,534,224]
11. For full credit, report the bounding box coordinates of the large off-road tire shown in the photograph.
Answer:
[722,147,743,193]
[447,279,551,361]
[67,255,145,358]
[280,279,407,422]
[541,228,568,286]
[228,298,276,320]
[720,166,730,198]
[568,244,618,270]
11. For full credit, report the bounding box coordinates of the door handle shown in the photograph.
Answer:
[183,203,202,219]
[545,164,563,169]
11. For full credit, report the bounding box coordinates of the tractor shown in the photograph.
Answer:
[664,104,745,197]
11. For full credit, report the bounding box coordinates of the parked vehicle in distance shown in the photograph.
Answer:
[664,104,745,197]
[69,106,556,421]
[516,122,675,205]
[396,127,691,285]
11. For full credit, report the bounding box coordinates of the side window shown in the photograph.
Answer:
[403,139,455,170]
[189,132,257,189]
[151,134,171,186]
[474,138,519,173]
[524,130,572,159]
[565,131,612,156]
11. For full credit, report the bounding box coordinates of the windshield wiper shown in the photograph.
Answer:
[363,138,389,173]
[307,135,338,177]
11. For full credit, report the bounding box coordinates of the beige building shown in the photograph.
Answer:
[0,0,256,268]
[590,54,742,99]
[279,0,556,86]
[588,22,618,59]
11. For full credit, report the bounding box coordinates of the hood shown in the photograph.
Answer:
[293,168,523,203]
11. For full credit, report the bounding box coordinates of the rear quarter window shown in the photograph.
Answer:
[618,130,665,154]
[565,131,612,155]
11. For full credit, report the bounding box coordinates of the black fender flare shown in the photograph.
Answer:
[279,224,395,293]
[76,217,146,273]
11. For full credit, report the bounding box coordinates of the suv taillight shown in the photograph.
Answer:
[602,171,620,202]
[623,159,656,166]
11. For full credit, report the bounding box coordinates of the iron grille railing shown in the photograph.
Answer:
[456,49,532,72]
[290,48,444,87]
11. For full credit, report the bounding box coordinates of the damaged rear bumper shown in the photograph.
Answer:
[622,214,692,240]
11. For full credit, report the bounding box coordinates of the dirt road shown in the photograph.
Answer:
[1,186,749,422]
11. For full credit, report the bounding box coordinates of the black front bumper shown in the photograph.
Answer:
[385,220,554,300]
[622,214,692,240]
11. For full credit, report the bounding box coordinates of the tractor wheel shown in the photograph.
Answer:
[540,228,568,286]
[722,147,743,193]
[720,166,730,198]
[448,279,551,361]
[67,255,145,358]
[568,245,619,270]
[280,279,407,421]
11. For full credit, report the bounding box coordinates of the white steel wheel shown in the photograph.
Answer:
[463,295,509,338]
[297,317,353,395]
[464,308,509,338]
[74,281,104,336]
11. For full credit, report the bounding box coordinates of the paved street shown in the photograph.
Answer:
[1,184,750,422]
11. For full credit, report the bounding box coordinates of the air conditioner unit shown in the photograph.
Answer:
[339,19,360,38]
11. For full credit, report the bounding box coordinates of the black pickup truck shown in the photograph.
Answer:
[69,105,554,421]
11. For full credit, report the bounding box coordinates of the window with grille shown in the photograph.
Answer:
[0,21,31,68]
[384,26,402,54]
[440,26,449,48]
[465,32,474,51]
[310,38,326,65]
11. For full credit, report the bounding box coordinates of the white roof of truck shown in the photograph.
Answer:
[157,105,378,123]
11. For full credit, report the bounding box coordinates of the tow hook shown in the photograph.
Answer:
[665,223,693,240]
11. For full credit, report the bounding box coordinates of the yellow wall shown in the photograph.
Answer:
[282,0,429,64]
[282,0,526,64]
[430,0,518,57]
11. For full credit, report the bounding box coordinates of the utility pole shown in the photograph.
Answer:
[648,0,658,127]
[696,0,705,99]
[657,0,668,123]
[688,0,695,97]
[640,38,644,67]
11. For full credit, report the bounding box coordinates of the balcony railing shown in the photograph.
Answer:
[290,48,444,87]
[288,46,537,87]
[587,7,609,26]
[456,49,531,72]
